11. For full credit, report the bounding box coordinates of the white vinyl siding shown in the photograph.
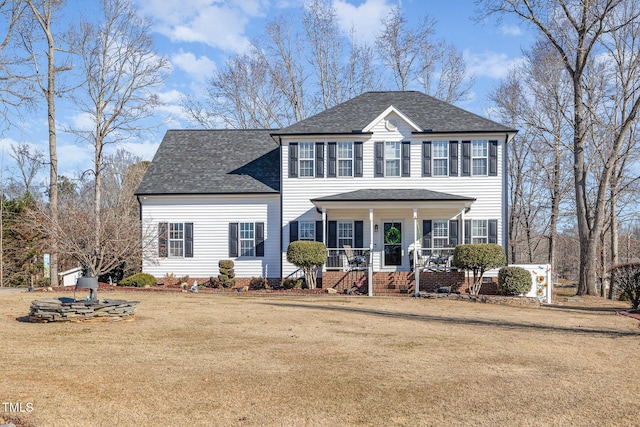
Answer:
[141,195,280,279]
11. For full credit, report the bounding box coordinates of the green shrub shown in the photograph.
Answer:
[452,244,506,295]
[286,241,327,289]
[282,278,303,289]
[218,260,235,288]
[498,266,532,295]
[610,262,640,309]
[219,259,234,269]
[119,273,156,288]
[249,276,269,290]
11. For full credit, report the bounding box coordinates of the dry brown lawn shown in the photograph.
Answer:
[1,290,638,427]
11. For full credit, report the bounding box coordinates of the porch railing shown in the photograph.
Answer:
[414,248,456,271]
[325,248,370,271]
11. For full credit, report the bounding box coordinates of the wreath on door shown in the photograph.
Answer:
[384,226,401,244]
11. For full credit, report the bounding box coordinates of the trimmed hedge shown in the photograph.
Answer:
[498,266,532,295]
[119,273,156,288]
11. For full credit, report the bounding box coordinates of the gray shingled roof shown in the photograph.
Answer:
[136,129,280,195]
[312,189,476,202]
[274,91,516,135]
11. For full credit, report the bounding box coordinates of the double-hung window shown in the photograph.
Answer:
[299,221,316,241]
[240,222,255,256]
[432,220,449,248]
[299,142,315,177]
[472,140,488,175]
[168,223,184,257]
[433,141,448,176]
[338,221,354,248]
[337,142,353,177]
[471,219,488,244]
[385,141,401,177]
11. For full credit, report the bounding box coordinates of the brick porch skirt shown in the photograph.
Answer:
[320,270,499,296]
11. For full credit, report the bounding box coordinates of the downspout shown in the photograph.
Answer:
[414,208,419,297]
[279,136,284,284]
[369,208,373,297]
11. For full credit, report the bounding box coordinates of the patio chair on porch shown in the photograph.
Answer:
[343,244,366,270]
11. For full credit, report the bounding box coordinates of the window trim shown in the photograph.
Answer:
[384,141,401,177]
[298,141,315,178]
[298,221,316,241]
[432,141,449,177]
[168,222,184,257]
[239,222,255,257]
[471,139,488,176]
[337,141,353,177]
[471,219,489,244]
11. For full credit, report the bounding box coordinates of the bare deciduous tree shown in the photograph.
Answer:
[68,0,167,258]
[23,0,75,287]
[8,142,44,196]
[481,0,640,295]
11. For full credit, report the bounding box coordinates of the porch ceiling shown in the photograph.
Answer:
[311,188,475,210]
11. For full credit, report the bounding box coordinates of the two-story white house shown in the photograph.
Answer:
[136,91,516,295]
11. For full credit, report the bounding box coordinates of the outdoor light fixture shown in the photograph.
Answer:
[374,224,379,232]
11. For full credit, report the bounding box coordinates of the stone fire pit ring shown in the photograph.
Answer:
[28,298,139,323]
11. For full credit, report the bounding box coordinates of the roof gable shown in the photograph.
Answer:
[273,91,516,136]
[361,105,422,133]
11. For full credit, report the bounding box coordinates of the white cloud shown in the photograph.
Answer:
[171,50,216,82]
[465,50,524,80]
[500,24,523,36]
[116,139,161,162]
[137,0,269,53]
[333,0,392,44]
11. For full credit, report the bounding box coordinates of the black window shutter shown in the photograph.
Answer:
[462,141,471,177]
[315,142,324,178]
[489,140,498,176]
[374,141,384,177]
[289,143,298,178]
[488,219,498,243]
[185,222,194,258]
[158,222,168,258]
[315,221,323,242]
[328,221,337,248]
[289,221,298,243]
[255,222,265,257]
[464,220,471,244]
[422,220,432,249]
[448,220,458,247]
[327,142,336,178]
[422,141,431,177]
[354,142,363,177]
[354,221,364,248]
[229,223,238,257]
[449,141,459,176]
[401,141,410,177]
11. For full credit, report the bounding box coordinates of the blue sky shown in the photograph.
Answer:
[0,0,532,185]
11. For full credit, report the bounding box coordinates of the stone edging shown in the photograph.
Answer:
[29,298,139,323]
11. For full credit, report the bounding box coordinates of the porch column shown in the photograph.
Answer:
[322,208,327,245]
[414,208,419,297]
[460,208,465,244]
[369,208,373,297]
